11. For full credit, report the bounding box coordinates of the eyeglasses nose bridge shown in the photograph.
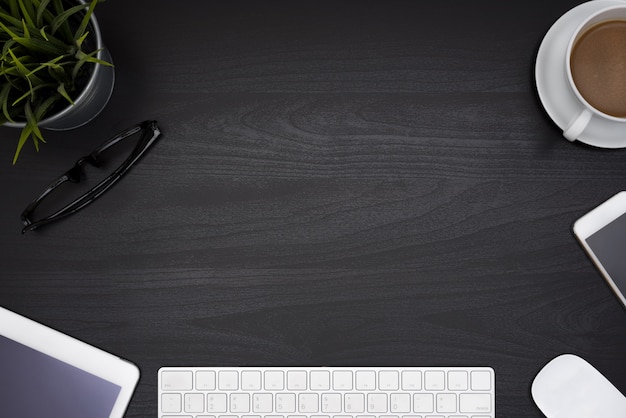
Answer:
[65,162,84,183]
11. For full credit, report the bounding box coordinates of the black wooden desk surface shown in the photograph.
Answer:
[1,1,626,416]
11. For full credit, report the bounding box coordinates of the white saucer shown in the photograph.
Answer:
[535,0,626,148]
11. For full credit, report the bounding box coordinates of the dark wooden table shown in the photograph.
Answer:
[1,1,626,416]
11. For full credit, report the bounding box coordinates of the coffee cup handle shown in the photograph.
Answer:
[563,109,592,141]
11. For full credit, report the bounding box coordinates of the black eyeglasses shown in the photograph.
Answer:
[21,120,162,234]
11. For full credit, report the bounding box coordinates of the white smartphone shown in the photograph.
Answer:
[573,191,626,308]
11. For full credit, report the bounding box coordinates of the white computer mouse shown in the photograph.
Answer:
[531,354,626,418]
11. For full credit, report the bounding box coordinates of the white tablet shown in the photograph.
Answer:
[0,306,140,418]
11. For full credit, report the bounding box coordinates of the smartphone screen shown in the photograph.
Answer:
[585,212,626,291]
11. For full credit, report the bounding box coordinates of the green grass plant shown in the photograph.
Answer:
[0,0,112,163]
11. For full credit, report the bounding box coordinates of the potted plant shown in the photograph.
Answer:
[0,0,113,164]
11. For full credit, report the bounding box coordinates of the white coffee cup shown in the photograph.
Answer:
[563,5,626,141]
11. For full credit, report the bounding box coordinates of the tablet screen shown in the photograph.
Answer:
[0,334,122,418]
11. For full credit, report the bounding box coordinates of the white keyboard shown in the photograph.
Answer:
[158,367,495,418]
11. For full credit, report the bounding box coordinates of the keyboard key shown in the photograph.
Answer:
[321,393,342,412]
[436,393,456,413]
[276,393,297,412]
[287,371,307,390]
[470,371,491,391]
[459,393,491,413]
[242,371,262,390]
[413,393,434,413]
[379,371,399,390]
[345,393,365,412]
[197,371,216,390]
[356,371,376,390]
[298,393,319,412]
[185,393,205,413]
[207,394,227,412]
[310,371,331,390]
[333,371,353,390]
[162,371,193,391]
[253,393,273,412]
[390,393,410,413]
[219,371,239,390]
[447,371,468,391]
[231,393,251,412]
[424,371,445,391]
[401,371,421,390]
[265,371,285,390]
[162,393,182,413]
[367,393,387,413]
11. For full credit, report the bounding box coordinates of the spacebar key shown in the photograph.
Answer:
[459,393,492,413]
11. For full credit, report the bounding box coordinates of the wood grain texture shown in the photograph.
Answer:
[1,1,626,417]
